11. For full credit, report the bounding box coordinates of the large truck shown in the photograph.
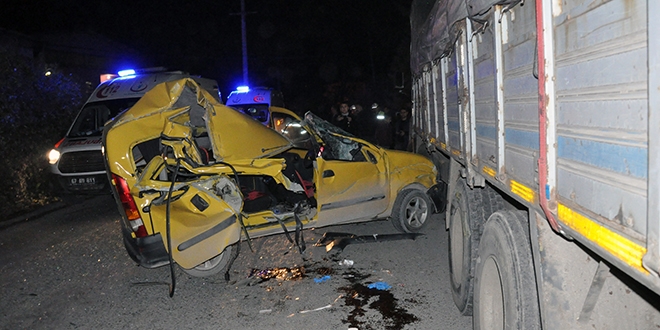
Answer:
[409,0,660,329]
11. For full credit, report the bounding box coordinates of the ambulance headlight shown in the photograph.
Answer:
[48,149,61,164]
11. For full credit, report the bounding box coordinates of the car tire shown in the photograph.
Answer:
[391,189,432,233]
[473,211,540,330]
[180,243,239,278]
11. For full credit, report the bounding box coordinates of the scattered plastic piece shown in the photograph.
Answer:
[259,309,272,314]
[368,281,392,290]
[299,304,332,313]
[338,259,354,267]
[314,275,331,283]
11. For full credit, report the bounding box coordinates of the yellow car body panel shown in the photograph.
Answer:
[104,78,438,273]
[313,144,388,227]
[148,180,242,269]
[385,149,438,200]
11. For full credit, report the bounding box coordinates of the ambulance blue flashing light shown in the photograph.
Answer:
[118,69,136,77]
[236,86,250,92]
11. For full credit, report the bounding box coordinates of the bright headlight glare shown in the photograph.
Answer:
[48,149,60,164]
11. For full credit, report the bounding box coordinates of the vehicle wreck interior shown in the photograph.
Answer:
[123,82,384,249]
[132,139,317,217]
[130,95,368,208]
[128,111,317,234]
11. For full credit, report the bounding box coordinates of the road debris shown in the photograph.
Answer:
[315,231,424,253]
[299,304,332,313]
[314,275,331,283]
[298,295,343,314]
[367,281,391,290]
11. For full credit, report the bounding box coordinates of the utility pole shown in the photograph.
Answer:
[240,0,248,86]
[231,0,255,86]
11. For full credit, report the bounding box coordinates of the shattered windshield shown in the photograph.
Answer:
[69,98,140,137]
[302,112,361,161]
[302,112,354,138]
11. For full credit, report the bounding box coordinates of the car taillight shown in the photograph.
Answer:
[111,174,148,238]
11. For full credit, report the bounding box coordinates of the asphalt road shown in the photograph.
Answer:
[0,195,472,329]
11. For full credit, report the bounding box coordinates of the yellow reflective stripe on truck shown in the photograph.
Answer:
[510,180,535,203]
[482,165,496,178]
[558,203,648,275]
[470,164,646,275]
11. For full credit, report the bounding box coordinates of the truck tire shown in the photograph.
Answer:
[448,178,487,315]
[473,211,540,330]
[180,243,239,278]
[482,182,506,217]
[391,189,432,233]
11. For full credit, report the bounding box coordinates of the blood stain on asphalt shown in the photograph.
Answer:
[339,269,418,330]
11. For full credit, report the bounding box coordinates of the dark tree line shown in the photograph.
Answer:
[0,50,85,218]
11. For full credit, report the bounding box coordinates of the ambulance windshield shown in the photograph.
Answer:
[69,98,140,137]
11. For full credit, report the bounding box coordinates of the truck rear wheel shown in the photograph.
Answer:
[473,211,540,330]
[448,178,486,315]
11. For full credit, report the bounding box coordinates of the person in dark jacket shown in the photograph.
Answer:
[393,108,411,151]
[373,105,394,148]
[333,102,356,135]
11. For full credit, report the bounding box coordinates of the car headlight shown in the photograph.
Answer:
[48,149,61,164]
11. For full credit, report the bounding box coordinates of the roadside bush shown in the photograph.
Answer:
[0,50,85,218]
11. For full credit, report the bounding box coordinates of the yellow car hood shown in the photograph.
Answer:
[110,78,292,162]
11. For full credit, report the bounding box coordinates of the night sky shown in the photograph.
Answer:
[2,0,413,112]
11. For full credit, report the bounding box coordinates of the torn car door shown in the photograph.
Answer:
[134,155,243,270]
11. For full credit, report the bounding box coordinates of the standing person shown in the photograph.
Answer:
[373,106,394,148]
[365,103,381,142]
[393,108,411,151]
[333,102,356,135]
[352,103,377,142]
[322,104,338,122]
[349,104,367,139]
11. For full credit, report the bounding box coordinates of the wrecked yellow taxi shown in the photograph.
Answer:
[103,78,441,278]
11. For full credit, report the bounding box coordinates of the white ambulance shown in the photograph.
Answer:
[48,68,220,202]
[225,86,286,127]
[225,86,309,147]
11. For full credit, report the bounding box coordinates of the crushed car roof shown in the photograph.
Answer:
[109,78,292,162]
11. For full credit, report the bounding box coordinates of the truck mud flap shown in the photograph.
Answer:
[427,183,447,213]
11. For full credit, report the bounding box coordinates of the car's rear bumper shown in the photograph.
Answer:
[121,222,170,269]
